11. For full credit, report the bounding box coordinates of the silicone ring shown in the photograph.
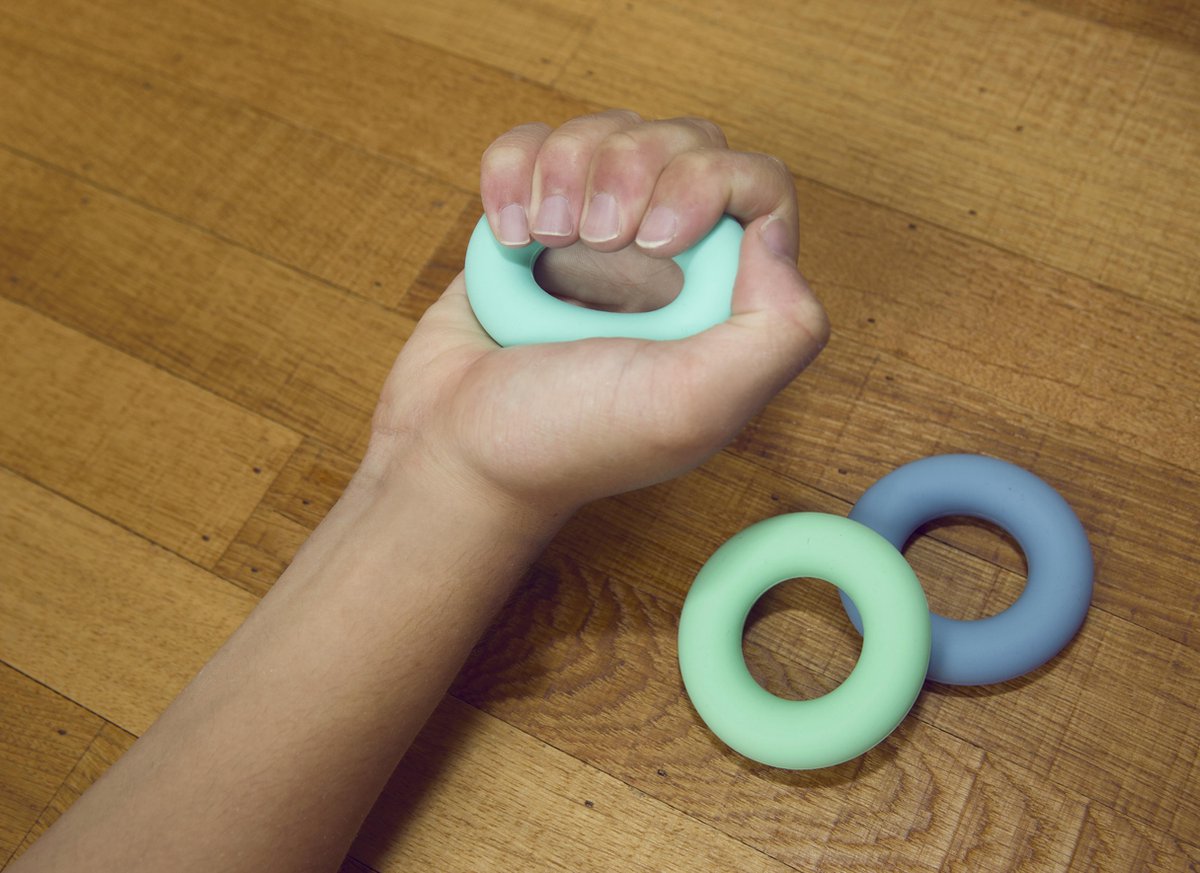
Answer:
[840,454,1093,686]
[678,513,931,770]
[464,213,743,346]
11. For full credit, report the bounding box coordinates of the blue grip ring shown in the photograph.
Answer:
[464,213,743,346]
[839,454,1094,686]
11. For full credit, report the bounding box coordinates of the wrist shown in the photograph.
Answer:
[351,429,570,551]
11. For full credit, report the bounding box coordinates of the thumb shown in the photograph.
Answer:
[727,213,829,358]
[673,214,830,437]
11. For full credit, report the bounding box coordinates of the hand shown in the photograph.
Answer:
[363,110,829,521]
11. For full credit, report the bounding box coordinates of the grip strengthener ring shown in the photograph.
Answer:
[841,454,1094,686]
[464,213,744,346]
[677,513,931,770]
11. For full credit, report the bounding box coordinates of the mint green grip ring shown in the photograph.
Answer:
[678,513,931,770]
[464,213,743,346]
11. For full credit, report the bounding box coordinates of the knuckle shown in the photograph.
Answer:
[670,147,724,177]
[483,123,549,160]
[600,107,644,126]
[506,121,552,141]
[761,152,793,182]
[558,108,641,138]
[481,141,533,173]
[542,126,594,156]
[679,116,728,146]
[597,128,644,157]
[591,130,662,190]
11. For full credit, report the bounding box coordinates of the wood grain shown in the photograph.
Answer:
[0,0,594,189]
[10,723,135,863]
[351,697,796,873]
[0,296,298,566]
[0,666,103,867]
[306,0,602,85]
[1027,0,1200,48]
[0,469,258,735]
[0,12,466,307]
[2,0,1198,869]
[0,151,409,458]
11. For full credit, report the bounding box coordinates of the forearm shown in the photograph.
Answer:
[12,458,563,873]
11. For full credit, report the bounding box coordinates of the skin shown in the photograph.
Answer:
[10,110,829,873]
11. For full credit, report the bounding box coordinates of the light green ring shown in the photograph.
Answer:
[464,213,743,346]
[678,513,931,770]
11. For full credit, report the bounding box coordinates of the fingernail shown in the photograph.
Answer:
[533,194,573,237]
[636,205,677,249]
[497,203,530,246]
[760,215,794,261]
[580,192,620,243]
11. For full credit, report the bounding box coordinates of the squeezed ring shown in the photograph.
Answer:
[678,513,931,770]
[840,454,1094,686]
[464,213,743,346]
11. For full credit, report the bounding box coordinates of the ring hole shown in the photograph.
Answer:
[742,578,863,701]
[903,516,1028,620]
[533,243,684,313]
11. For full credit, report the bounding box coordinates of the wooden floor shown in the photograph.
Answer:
[2,0,1198,869]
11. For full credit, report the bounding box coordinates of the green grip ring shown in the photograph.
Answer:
[677,513,931,770]
[464,213,743,346]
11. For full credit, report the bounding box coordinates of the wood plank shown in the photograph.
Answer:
[1069,802,1200,871]
[948,752,1200,871]
[0,296,298,566]
[351,696,795,873]
[0,665,103,867]
[10,722,135,864]
[305,0,601,85]
[215,504,310,598]
[0,12,467,307]
[1027,0,1200,49]
[917,586,1200,845]
[797,179,1200,474]
[0,151,407,460]
[0,469,258,735]
[0,0,594,192]
[943,751,1086,870]
[214,438,358,595]
[555,0,1200,313]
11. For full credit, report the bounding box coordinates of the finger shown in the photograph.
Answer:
[528,109,643,247]
[659,214,828,451]
[480,122,552,246]
[533,243,685,312]
[635,150,799,260]
[578,117,727,251]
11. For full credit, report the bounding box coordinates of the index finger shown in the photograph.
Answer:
[636,150,799,261]
[479,122,552,246]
